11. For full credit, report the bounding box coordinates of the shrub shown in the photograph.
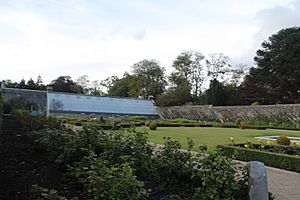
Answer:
[70,156,147,200]
[98,116,106,124]
[74,121,82,126]
[276,135,291,145]
[150,138,248,199]
[174,118,191,123]
[30,184,69,200]
[145,120,151,127]
[218,145,300,172]
[149,121,158,130]
[0,91,3,128]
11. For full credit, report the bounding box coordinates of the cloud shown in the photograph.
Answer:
[0,8,151,82]
[1,0,298,83]
[254,0,300,48]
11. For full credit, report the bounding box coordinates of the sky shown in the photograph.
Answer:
[0,0,299,84]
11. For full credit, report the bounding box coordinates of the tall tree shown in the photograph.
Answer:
[101,76,119,92]
[156,82,192,106]
[36,75,46,90]
[76,75,90,94]
[241,27,300,104]
[205,79,226,106]
[206,53,231,82]
[172,51,205,97]
[88,80,104,96]
[108,73,140,98]
[26,78,36,89]
[50,76,83,93]
[132,59,166,100]
[17,79,26,89]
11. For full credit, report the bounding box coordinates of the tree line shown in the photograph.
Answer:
[1,27,300,106]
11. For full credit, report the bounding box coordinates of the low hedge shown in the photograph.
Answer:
[83,123,143,130]
[157,123,181,127]
[218,144,300,172]
[212,124,239,128]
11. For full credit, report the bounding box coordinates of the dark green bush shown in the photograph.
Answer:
[74,121,82,126]
[234,143,300,155]
[212,123,239,128]
[276,135,291,145]
[150,138,248,199]
[0,91,3,128]
[197,124,213,127]
[70,155,147,200]
[218,145,300,172]
[31,184,69,200]
[20,116,249,200]
[157,122,181,127]
[149,121,158,130]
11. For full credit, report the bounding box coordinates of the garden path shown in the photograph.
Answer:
[266,166,300,200]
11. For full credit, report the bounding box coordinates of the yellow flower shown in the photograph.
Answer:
[257,139,261,143]
[267,141,271,145]
[230,137,234,141]
[244,144,249,149]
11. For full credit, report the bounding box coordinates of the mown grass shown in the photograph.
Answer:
[137,127,300,151]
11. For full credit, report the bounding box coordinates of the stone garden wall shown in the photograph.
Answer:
[157,104,300,124]
[2,88,47,115]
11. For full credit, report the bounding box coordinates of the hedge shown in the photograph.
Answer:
[0,91,3,129]
[83,123,144,130]
[218,144,300,172]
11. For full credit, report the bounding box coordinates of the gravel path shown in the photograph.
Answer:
[266,166,300,200]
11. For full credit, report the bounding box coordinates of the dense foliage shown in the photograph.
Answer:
[14,115,249,200]
[149,121,158,130]
[0,91,3,127]
[276,135,291,145]
[241,27,300,104]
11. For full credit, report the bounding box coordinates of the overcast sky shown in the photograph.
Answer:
[0,0,299,84]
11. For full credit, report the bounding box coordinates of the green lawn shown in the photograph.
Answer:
[137,127,300,151]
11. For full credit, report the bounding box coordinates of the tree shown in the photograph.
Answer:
[36,75,46,90]
[100,76,119,92]
[227,64,248,87]
[1,80,18,88]
[90,80,105,96]
[206,53,231,82]
[241,27,300,104]
[50,76,83,93]
[76,75,90,94]
[17,79,26,89]
[26,78,36,89]
[204,79,226,106]
[156,82,192,106]
[172,51,205,97]
[132,59,166,100]
[108,73,140,98]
